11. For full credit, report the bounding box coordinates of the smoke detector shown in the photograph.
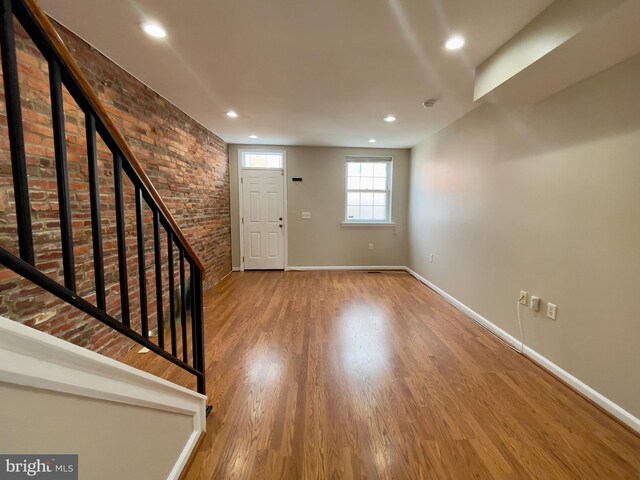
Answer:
[423,99,437,108]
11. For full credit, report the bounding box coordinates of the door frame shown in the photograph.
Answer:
[237,148,288,271]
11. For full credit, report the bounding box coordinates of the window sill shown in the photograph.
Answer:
[341,221,396,227]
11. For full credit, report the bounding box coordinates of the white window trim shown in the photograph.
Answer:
[340,221,396,227]
[343,156,393,224]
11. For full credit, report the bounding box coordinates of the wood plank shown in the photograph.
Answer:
[125,271,640,479]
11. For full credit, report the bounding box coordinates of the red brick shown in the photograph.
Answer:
[0,18,231,361]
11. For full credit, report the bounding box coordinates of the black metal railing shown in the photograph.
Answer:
[0,0,206,395]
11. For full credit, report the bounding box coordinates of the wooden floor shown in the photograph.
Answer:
[127,271,640,479]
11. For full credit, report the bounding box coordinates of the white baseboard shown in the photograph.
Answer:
[286,265,406,271]
[404,267,523,352]
[522,346,640,434]
[232,267,241,272]
[0,316,207,479]
[403,267,640,434]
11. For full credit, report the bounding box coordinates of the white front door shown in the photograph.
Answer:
[242,169,285,269]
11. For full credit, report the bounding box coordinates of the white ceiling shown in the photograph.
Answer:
[41,0,553,148]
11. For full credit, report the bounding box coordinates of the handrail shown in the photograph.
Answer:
[23,0,205,279]
[0,0,207,395]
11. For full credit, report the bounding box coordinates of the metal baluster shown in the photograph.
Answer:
[113,152,130,326]
[167,232,178,356]
[179,248,187,362]
[49,60,75,291]
[85,113,106,310]
[153,210,164,349]
[135,186,149,338]
[190,261,197,368]
[0,0,33,264]
[193,266,206,396]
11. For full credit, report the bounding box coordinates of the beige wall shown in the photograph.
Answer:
[229,145,409,268]
[0,383,192,480]
[409,54,640,418]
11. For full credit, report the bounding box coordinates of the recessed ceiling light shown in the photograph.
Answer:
[225,111,239,118]
[368,138,377,143]
[141,22,167,39]
[383,115,396,123]
[444,35,465,50]
[249,134,258,139]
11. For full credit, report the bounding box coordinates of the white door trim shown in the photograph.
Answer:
[237,148,288,271]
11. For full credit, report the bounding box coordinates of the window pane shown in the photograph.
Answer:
[373,192,387,206]
[361,192,374,206]
[373,177,386,190]
[373,206,387,220]
[348,162,361,176]
[267,156,281,168]
[360,177,373,189]
[347,206,359,220]
[347,192,360,206]
[361,163,374,176]
[348,176,360,189]
[360,206,373,219]
[374,163,387,177]
[242,153,283,168]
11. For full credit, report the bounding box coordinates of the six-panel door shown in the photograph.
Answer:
[242,169,284,269]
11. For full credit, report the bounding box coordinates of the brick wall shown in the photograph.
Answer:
[0,17,231,360]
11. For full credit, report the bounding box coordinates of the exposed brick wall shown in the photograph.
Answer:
[0,16,231,360]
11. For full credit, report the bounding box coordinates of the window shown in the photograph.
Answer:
[345,156,392,223]
[241,151,284,169]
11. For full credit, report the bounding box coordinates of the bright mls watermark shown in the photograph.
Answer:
[0,455,77,479]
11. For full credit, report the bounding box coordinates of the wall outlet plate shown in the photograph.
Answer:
[530,296,540,311]
[519,291,528,305]
[547,302,557,320]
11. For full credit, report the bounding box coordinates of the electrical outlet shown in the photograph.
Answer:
[547,302,557,320]
[368,243,374,250]
[429,254,434,262]
[530,296,540,311]
[519,291,528,305]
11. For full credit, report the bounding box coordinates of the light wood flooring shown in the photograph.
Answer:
[124,271,640,479]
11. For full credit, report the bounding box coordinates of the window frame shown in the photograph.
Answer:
[240,150,285,169]
[343,156,393,225]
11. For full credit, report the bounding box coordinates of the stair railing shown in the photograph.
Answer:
[0,0,206,395]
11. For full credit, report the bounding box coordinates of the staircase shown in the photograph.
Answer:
[0,0,206,395]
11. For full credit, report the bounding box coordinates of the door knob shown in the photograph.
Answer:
[279,217,283,221]
[279,224,283,228]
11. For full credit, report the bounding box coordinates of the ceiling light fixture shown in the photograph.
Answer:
[249,134,258,139]
[383,115,396,123]
[225,111,239,118]
[368,138,377,143]
[141,22,167,39]
[444,35,465,50]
